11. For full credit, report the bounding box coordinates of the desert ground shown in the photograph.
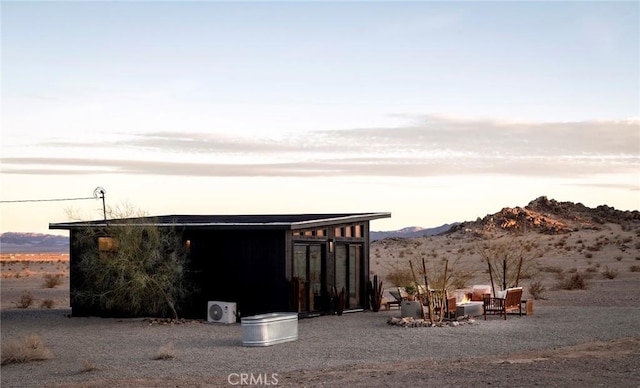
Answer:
[1,218,640,387]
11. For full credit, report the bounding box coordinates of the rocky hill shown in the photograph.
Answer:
[448,196,640,236]
[0,232,69,253]
[370,196,640,290]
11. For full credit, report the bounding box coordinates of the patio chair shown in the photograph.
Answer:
[419,289,456,320]
[483,287,523,320]
[386,288,405,310]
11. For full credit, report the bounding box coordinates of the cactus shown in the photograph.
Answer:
[330,286,346,316]
[368,275,384,312]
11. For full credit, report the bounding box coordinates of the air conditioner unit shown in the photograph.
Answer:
[207,301,237,324]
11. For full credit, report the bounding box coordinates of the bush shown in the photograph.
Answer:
[153,343,177,360]
[42,273,63,288]
[40,299,55,309]
[602,266,618,279]
[558,272,588,290]
[81,359,97,373]
[540,265,563,273]
[528,280,546,300]
[72,212,193,319]
[14,291,34,309]
[630,265,640,272]
[1,334,53,365]
[385,266,414,287]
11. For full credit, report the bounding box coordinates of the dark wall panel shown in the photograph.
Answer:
[185,229,289,318]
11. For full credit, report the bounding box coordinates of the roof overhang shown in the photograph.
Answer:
[49,212,392,231]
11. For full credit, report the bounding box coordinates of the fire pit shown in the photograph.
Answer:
[455,302,483,317]
[454,293,484,317]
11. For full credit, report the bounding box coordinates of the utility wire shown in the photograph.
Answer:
[0,196,97,204]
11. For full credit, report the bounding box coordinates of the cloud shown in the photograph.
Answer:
[2,116,638,180]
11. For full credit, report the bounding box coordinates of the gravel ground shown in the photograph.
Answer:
[1,280,640,387]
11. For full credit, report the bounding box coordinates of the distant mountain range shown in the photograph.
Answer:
[370,224,458,241]
[0,232,70,253]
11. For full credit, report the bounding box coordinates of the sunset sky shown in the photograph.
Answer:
[1,1,639,236]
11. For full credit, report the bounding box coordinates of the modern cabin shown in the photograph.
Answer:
[50,212,391,319]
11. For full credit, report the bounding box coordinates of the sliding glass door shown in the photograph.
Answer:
[293,244,323,313]
[334,243,363,309]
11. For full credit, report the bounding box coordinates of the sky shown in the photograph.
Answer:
[1,1,639,236]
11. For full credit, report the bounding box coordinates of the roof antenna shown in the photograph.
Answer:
[93,187,106,221]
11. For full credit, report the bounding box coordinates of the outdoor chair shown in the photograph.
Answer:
[483,287,523,320]
[420,289,456,320]
[386,288,405,310]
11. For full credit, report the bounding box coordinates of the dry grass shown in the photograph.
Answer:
[1,334,53,365]
[153,343,177,360]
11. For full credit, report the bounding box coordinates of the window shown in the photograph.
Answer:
[98,237,117,251]
[294,228,327,239]
[334,224,363,240]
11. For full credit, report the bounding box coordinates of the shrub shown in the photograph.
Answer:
[540,265,563,273]
[72,207,193,319]
[630,265,640,272]
[40,299,55,309]
[528,280,546,300]
[558,272,588,290]
[615,256,623,262]
[584,252,593,259]
[81,359,97,372]
[385,265,414,287]
[14,291,34,309]
[154,343,176,360]
[1,334,53,365]
[42,273,63,288]
[602,266,618,279]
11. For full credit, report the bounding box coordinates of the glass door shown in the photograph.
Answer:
[334,243,363,309]
[293,244,324,313]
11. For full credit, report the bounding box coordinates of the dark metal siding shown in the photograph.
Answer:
[184,229,289,318]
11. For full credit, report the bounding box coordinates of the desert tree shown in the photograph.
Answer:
[70,204,193,319]
[474,236,539,295]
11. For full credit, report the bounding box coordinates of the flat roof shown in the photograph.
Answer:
[49,212,391,231]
